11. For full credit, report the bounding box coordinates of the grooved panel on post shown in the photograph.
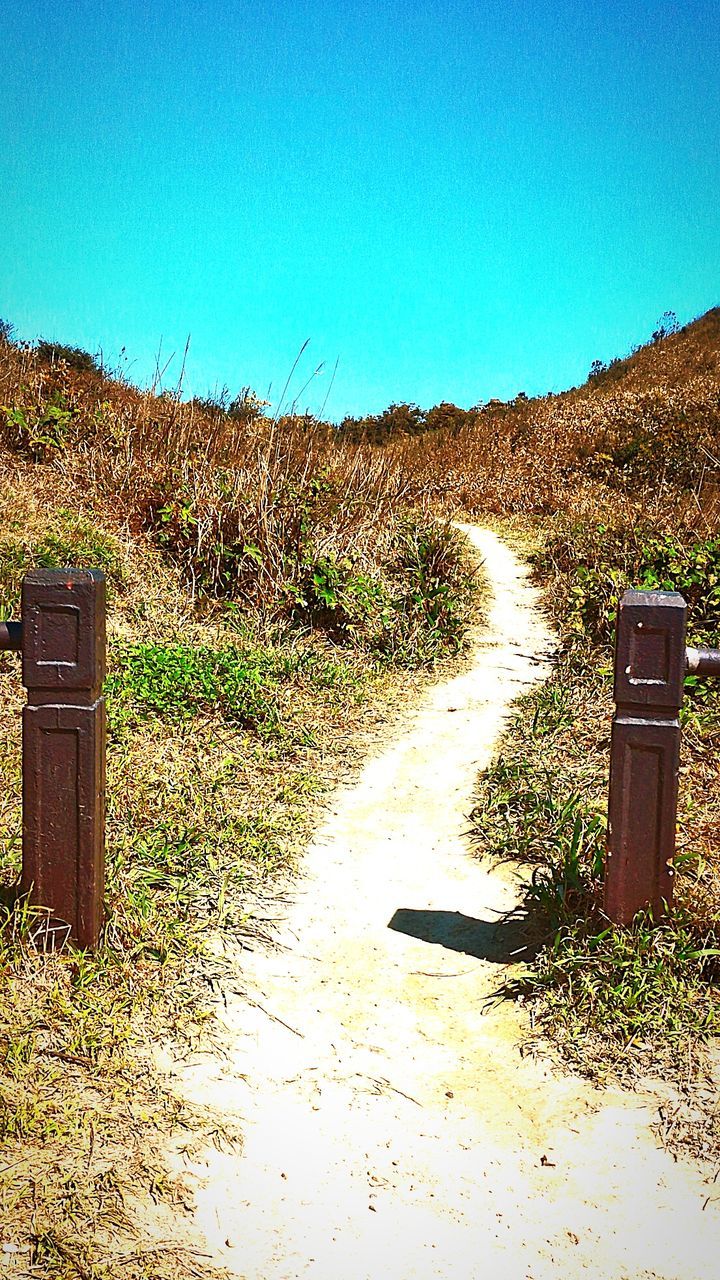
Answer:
[21,569,106,950]
[605,589,686,925]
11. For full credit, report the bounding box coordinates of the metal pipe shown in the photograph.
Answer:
[0,621,22,651]
[686,645,720,678]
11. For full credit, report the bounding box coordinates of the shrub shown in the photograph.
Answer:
[35,340,99,375]
[374,516,479,664]
[537,520,720,647]
[1,392,73,462]
[652,310,680,343]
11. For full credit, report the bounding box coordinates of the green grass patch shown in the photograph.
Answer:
[105,641,284,735]
[0,608,389,1274]
[520,911,720,1080]
[104,634,374,749]
[0,510,125,613]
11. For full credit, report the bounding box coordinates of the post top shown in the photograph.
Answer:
[23,567,106,586]
[620,589,686,610]
[615,587,687,708]
[21,568,106,693]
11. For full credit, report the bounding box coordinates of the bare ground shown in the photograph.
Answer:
[153,526,720,1280]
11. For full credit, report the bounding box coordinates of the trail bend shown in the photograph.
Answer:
[159,526,718,1280]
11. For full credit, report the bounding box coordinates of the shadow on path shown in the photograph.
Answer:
[388,906,539,964]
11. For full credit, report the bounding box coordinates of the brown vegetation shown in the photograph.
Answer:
[3,307,720,595]
[380,307,720,522]
[1,304,719,1265]
[0,321,484,1275]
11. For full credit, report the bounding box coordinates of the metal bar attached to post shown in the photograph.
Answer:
[21,569,106,950]
[686,646,720,678]
[605,590,687,925]
[0,621,22,651]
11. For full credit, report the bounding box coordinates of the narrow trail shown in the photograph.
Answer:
[159,527,719,1280]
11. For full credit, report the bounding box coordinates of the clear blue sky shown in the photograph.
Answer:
[2,0,719,419]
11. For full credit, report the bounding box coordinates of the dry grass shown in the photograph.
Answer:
[0,628,401,1270]
[382,307,720,525]
[0,336,413,610]
[0,587,394,1272]
[3,308,719,606]
[1,303,719,1260]
[458,313,720,1103]
[471,507,720,1179]
[434,311,720,1153]
[0,381,483,1276]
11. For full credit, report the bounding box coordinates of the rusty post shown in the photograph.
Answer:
[605,590,687,925]
[21,569,106,950]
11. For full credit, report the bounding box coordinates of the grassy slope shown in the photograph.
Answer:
[2,305,720,1261]
[380,306,720,524]
[0,339,483,1276]
[467,314,720,1161]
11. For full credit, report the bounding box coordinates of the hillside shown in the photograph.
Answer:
[0,308,719,1273]
[0,323,484,1274]
[581,307,720,393]
[2,307,719,587]
[377,306,720,523]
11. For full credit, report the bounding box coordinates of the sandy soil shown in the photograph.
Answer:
[158,526,720,1280]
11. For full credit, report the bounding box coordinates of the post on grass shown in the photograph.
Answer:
[19,569,107,950]
[605,590,687,925]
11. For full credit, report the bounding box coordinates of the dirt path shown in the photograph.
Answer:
[160,526,719,1280]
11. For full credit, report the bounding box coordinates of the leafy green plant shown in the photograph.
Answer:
[288,553,387,637]
[538,521,720,648]
[1,393,73,461]
[105,642,284,736]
